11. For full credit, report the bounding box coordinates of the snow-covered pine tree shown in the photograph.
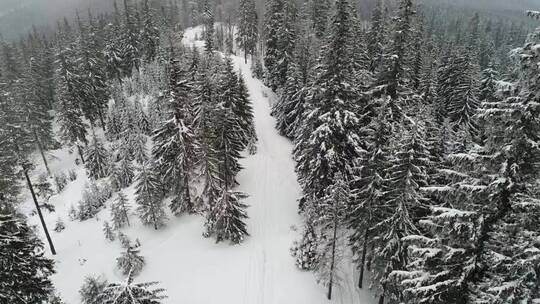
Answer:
[204,189,249,244]
[117,244,145,276]
[129,132,149,165]
[103,221,116,241]
[0,211,55,303]
[235,72,257,152]
[134,99,151,135]
[273,20,315,139]
[85,134,110,180]
[141,0,160,63]
[311,0,330,39]
[98,272,166,304]
[120,0,142,76]
[193,68,221,210]
[446,49,480,137]
[367,0,387,72]
[315,173,349,300]
[263,0,297,91]
[214,103,244,188]
[135,162,167,229]
[392,20,540,303]
[152,51,197,215]
[477,66,502,147]
[75,13,109,128]
[376,0,415,99]
[370,120,430,304]
[202,0,215,54]
[111,192,131,229]
[80,275,108,304]
[348,100,393,289]
[236,0,258,63]
[55,50,88,164]
[111,157,135,190]
[294,0,365,214]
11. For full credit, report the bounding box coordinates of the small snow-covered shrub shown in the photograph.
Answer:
[79,275,108,304]
[36,174,54,201]
[291,225,319,271]
[117,232,131,249]
[54,172,68,193]
[68,169,78,181]
[75,182,113,221]
[54,218,66,232]
[116,245,145,277]
[103,221,115,241]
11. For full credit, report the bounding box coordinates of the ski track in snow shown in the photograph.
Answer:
[21,25,376,304]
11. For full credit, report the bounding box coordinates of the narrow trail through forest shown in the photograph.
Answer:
[23,26,373,304]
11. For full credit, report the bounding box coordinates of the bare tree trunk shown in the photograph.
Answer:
[378,294,385,304]
[358,228,370,288]
[327,220,338,300]
[34,131,51,176]
[77,144,86,165]
[23,166,56,255]
[98,107,106,131]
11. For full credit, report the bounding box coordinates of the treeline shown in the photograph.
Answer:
[265,0,540,303]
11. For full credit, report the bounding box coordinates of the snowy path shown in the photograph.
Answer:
[22,26,374,304]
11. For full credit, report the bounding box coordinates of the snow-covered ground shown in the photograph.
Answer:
[22,26,376,304]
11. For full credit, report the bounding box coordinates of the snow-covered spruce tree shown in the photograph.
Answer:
[348,100,393,289]
[294,0,365,214]
[55,50,88,163]
[117,245,145,277]
[477,66,503,146]
[391,22,540,304]
[446,49,480,137]
[111,157,135,190]
[370,120,431,304]
[75,13,109,128]
[85,135,110,180]
[236,72,257,152]
[216,57,256,151]
[135,162,167,230]
[129,132,149,165]
[152,52,197,215]
[263,0,297,91]
[193,68,221,210]
[310,0,330,39]
[103,221,116,241]
[272,21,315,139]
[315,174,350,300]
[204,189,249,244]
[19,57,54,172]
[98,272,166,304]
[120,0,142,76]
[214,103,244,188]
[0,211,55,303]
[236,0,258,63]
[79,275,108,304]
[111,192,131,229]
[367,0,387,72]
[376,0,415,100]
[134,99,151,135]
[202,0,215,54]
[140,0,160,63]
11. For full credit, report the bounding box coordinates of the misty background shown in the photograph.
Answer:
[0,0,539,40]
